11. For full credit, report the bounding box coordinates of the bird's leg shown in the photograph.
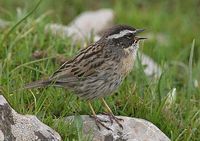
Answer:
[88,101,112,130]
[101,98,123,129]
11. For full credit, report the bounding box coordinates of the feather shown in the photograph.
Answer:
[24,79,51,89]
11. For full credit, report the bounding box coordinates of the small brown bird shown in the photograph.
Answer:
[25,25,146,130]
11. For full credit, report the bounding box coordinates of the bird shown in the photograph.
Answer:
[24,25,146,130]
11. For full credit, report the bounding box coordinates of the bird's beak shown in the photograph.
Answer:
[135,29,145,34]
[134,29,147,42]
[134,36,147,43]
[137,37,147,40]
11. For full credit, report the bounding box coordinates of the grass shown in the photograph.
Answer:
[0,0,200,140]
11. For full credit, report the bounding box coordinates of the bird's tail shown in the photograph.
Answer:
[10,79,53,93]
[24,79,51,89]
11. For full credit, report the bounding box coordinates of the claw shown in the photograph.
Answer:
[90,115,112,131]
[102,112,124,129]
[100,98,124,129]
[101,112,113,124]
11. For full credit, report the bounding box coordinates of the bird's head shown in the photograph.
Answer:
[100,25,146,52]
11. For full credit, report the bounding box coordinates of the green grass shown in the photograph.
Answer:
[0,0,200,140]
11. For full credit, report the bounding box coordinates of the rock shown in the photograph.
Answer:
[45,9,114,42]
[138,52,162,77]
[0,95,61,141]
[0,19,10,29]
[65,115,170,141]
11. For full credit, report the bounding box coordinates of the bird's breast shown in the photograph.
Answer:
[120,47,137,76]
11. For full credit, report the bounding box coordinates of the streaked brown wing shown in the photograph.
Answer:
[50,43,105,82]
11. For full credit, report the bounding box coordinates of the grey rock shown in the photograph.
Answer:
[0,19,10,29]
[0,95,61,141]
[65,115,170,141]
[45,9,113,43]
[138,52,162,77]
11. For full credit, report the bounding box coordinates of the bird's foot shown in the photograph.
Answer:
[89,115,112,131]
[101,112,124,129]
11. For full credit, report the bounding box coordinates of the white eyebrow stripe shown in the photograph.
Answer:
[107,30,136,39]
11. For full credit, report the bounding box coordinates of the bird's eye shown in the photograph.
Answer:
[127,33,132,37]
[126,33,132,39]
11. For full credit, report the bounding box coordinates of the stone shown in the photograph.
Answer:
[0,95,61,141]
[65,115,170,141]
[0,19,10,29]
[138,52,162,77]
[45,9,113,43]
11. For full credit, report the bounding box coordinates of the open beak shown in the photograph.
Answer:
[136,37,147,40]
[134,29,147,42]
[135,29,145,34]
[134,37,147,43]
